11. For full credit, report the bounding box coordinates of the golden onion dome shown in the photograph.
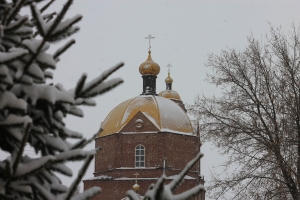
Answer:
[133,183,140,192]
[139,51,160,76]
[165,72,173,84]
[158,90,181,100]
[98,95,193,137]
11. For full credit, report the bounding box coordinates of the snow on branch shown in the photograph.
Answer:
[15,155,55,177]
[31,2,46,37]
[54,149,97,163]
[51,163,73,177]
[22,39,50,54]
[46,15,82,42]
[71,187,102,200]
[80,62,124,97]
[0,48,27,63]
[5,15,29,33]
[45,0,74,37]
[5,0,27,26]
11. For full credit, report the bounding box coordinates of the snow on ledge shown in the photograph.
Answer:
[86,175,196,181]
[120,131,197,137]
[85,175,114,180]
[115,167,157,170]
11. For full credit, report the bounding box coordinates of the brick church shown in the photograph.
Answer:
[83,37,205,200]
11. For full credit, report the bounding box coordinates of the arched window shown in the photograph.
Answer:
[135,144,145,168]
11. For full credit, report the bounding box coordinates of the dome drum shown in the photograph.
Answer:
[166,83,172,90]
[142,75,157,95]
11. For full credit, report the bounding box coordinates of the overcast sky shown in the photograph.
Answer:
[28,0,300,198]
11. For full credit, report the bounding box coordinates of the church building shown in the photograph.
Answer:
[83,37,205,200]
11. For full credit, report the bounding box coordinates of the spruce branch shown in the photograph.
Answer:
[4,123,31,193]
[6,0,27,26]
[30,2,45,37]
[70,138,86,150]
[74,73,87,98]
[81,132,100,149]
[44,12,56,23]
[72,187,101,200]
[80,62,124,97]
[40,0,55,13]
[65,149,100,200]
[46,0,73,36]
[48,15,82,41]
[5,15,29,33]
[53,39,75,60]
[12,123,31,174]
[71,131,100,150]
[31,181,54,200]
[169,152,203,192]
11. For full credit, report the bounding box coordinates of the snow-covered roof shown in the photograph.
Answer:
[158,89,181,100]
[99,95,193,137]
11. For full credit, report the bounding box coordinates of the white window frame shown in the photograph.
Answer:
[135,144,145,168]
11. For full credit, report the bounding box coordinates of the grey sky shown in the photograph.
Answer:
[36,0,300,197]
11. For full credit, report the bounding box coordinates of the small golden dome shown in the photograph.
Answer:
[133,183,140,192]
[158,90,181,100]
[139,51,160,76]
[165,72,173,84]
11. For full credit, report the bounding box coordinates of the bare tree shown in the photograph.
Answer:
[189,25,300,199]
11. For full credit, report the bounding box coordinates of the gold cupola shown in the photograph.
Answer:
[159,69,181,100]
[159,67,187,112]
[133,183,140,192]
[139,50,160,76]
[165,71,173,84]
[139,50,160,95]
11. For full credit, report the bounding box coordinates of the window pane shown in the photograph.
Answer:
[135,145,145,168]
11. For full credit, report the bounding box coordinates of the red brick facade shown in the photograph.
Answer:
[84,132,205,199]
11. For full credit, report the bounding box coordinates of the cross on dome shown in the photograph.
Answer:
[166,64,172,72]
[134,172,139,183]
[145,34,155,51]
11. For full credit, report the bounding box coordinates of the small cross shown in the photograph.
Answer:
[134,172,139,183]
[145,34,155,50]
[166,64,172,72]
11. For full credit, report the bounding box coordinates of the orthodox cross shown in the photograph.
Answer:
[134,172,139,183]
[166,64,172,72]
[145,34,155,50]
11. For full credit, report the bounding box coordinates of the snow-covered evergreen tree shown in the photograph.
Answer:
[0,0,123,199]
[127,152,205,200]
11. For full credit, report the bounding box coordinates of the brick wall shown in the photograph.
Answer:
[95,132,200,173]
[87,132,205,199]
